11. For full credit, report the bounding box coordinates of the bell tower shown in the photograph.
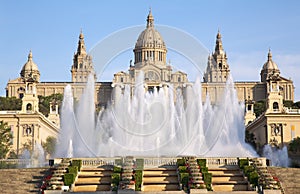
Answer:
[71,30,96,82]
[203,30,230,83]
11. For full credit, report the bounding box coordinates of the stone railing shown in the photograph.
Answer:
[285,108,300,114]
[204,157,239,166]
[75,158,116,166]
[0,159,34,168]
[143,157,178,167]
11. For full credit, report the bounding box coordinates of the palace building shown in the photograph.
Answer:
[3,10,299,154]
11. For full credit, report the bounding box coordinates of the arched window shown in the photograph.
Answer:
[273,102,279,111]
[26,103,32,111]
[219,63,222,69]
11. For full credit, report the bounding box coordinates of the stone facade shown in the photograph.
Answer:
[246,73,300,149]
[0,82,59,156]
[5,11,294,106]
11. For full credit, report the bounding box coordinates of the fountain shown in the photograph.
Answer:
[262,144,290,167]
[55,73,257,158]
[20,141,46,168]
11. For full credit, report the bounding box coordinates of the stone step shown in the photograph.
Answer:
[212,176,246,182]
[145,167,177,170]
[212,180,248,185]
[143,171,177,176]
[73,185,111,192]
[80,167,113,171]
[212,184,249,192]
[143,176,179,184]
[142,184,180,191]
[79,171,112,177]
[209,170,243,176]
[75,177,112,184]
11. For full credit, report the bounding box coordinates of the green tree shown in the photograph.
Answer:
[0,121,13,159]
[293,101,300,109]
[38,93,63,116]
[42,136,57,156]
[253,100,266,117]
[284,100,294,108]
[0,97,22,111]
[289,137,300,153]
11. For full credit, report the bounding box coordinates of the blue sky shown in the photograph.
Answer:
[1,1,300,100]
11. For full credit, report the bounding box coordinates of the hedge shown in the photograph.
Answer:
[64,173,75,186]
[113,166,122,173]
[178,166,188,173]
[249,171,259,186]
[112,173,120,185]
[197,159,206,168]
[243,166,254,177]
[177,158,186,166]
[71,160,82,171]
[135,170,143,191]
[68,166,78,176]
[203,172,212,191]
[200,167,208,173]
[136,159,144,170]
[238,158,249,169]
[180,173,189,186]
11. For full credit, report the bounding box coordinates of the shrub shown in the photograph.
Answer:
[64,173,75,186]
[180,173,189,186]
[135,170,142,191]
[249,171,259,186]
[243,166,254,177]
[177,158,186,166]
[197,159,206,168]
[71,160,82,171]
[111,173,120,185]
[136,159,144,170]
[203,172,212,191]
[113,166,122,173]
[238,159,249,169]
[178,166,188,173]
[68,166,78,176]
[203,172,212,184]
[200,167,208,173]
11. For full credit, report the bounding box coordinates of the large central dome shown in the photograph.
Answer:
[133,10,167,67]
[135,11,166,49]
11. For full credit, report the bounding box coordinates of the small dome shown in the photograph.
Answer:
[20,51,40,81]
[262,49,279,71]
[21,51,39,72]
[135,11,166,49]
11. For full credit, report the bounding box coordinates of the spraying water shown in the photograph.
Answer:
[55,74,257,157]
[262,144,290,167]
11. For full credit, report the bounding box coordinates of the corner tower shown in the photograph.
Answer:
[71,31,96,82]
[203,30,230,83]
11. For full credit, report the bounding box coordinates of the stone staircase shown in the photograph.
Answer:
[209,165,249,192]
[142,166,180,192]
[0,167,50,194]
[269,167,300,194]
[73,166,113,192]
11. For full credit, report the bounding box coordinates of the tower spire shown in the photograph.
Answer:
[268,48,272,61]
[28,50,33,61]
[77,30,86,55]
[215,30,224,54]
[147,8,154,28]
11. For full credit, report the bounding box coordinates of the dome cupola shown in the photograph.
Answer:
[133,9,167,67]
[20,50,40,82]
[260,49,280,82]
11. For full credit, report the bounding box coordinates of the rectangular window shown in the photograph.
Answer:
[291,125,295,140]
